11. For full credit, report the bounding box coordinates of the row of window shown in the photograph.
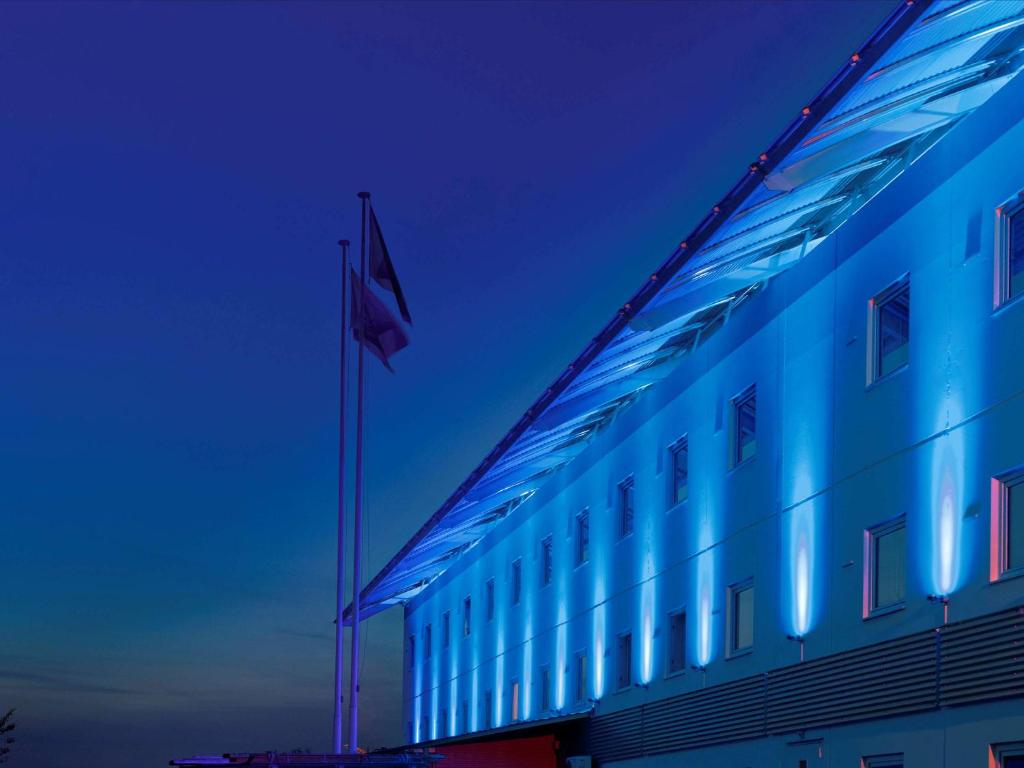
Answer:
[411,469,1023,672]
[411,468,1024,667]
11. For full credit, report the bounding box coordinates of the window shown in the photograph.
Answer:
[865,517,906,616]
[862,755,903,768]
[441,708,448,737]
[408,634,416,670]
[421,715,429,742]
[574,651,588,703]
[669,437,688,506]
[616,633,632,690]
[728,580,754,655]
[997,194,1024,306]
[510,679,520,722]
[992,741,1024,768]
[994,472,1024,580]
[541,535,553,586]
[461,699,468,733]
[486,578,495,621]
[870,277,910,382]
[618,476,635,538]
[424,624,431,659]
[732,386,757,465]
[463,596,472,636]
[575,509,590,566]
[539,664,551,712]
[512,558,522,605]
[667,610,686,675]
[484,689,493,729]
[443,611,450,649]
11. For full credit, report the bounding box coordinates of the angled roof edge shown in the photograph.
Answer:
[349,0,1024,623]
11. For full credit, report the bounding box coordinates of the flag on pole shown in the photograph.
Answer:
[350,267,409,372]
[368,208,413,324]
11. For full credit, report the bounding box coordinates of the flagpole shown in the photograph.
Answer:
[332,239,350,754]
[348,191,370,753]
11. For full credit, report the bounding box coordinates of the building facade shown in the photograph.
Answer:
[357,2,1024,766]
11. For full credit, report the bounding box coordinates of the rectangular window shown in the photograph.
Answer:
[421,715,429,742]
[993,742,1024,768]
[997,194,1024,306]
[539,664,550,712]
[443,611,450,649]
[669,437,688,506]
[575,509,590,566]
[461,699,468,733]
[865,517,906,616]
[424,624,431,659]
[732,386,757,465]
[667,610,686,675]
[574,651,588,703]
[870,277,910,382]
[618,476,635,538]
[486,578,495,622]
[728,580,754,655]
[862,755,903,768]
[408,634,416,670]
[541,535,553,586]
[994,472,1024,579]
[616,633,632,690]
[463,596,472,636]
[441,708,448,738]
[510,679,520,722]
[484,690,492,730]
[512,558,522,605]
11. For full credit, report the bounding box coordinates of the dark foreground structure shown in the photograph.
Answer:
[346,0,1024,765]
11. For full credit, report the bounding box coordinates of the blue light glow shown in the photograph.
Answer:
[783,499,821,637]
[640,551,655,684]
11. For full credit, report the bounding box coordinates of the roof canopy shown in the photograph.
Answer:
[350,0,1024,623]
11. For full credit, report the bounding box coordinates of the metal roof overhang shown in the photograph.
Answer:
[347,0,1024,624]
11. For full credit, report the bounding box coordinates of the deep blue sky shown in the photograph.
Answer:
[2,2,891,765]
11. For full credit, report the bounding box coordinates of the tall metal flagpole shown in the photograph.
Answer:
[348,192,370,752]
[332,239,350,754]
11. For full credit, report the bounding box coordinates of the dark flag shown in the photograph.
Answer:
[368,208,413,324]
[350,267,410,372]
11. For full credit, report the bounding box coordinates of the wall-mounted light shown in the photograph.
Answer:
[927,593,950,625]
[786,634,806,663]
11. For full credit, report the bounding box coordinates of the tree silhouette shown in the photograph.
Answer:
[0,709,14,764]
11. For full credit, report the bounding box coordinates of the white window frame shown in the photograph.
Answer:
[538,663,551,713]
[540,534,553,587]
[861,754,903,768]
[511,557,522,606]
[864,516,907,619]
[731,385,757,467]
[668,435,689,508]
[575,508,590,567]
[867,275,910,385]
[618,475,635,539]
[991,741,1024,767]
[993,470,1024,582]
[573,649,588,703]
[726,578,754,658]
[616,631,633,691]
[995,191,1024,309]
[665,606,687,677]
[510,678,520,722]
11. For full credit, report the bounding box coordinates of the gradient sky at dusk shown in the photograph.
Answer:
[2,2,892,765]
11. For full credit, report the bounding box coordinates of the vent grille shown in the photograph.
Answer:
[940,605,1024,707]
[588,606,1023,764]
[767,629,937,733]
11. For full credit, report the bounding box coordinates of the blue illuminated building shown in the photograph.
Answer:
[356,2,1024,765]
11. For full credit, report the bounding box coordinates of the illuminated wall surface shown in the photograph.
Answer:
[398,17,1024,753]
